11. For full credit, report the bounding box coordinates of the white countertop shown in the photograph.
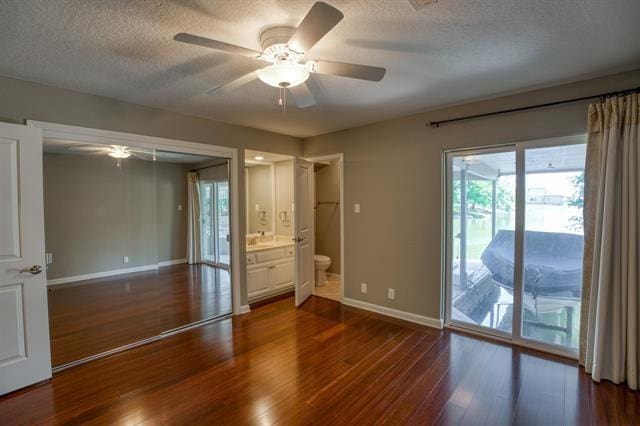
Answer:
[246,240,295,253]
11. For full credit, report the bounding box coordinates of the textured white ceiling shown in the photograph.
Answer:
[1,0,639,137]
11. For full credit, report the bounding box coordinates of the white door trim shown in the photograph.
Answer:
[26,120,243,316]
[306,153,345,302]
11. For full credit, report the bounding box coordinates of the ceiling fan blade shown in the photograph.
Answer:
[130,152,150,160]
[174,33,264,60]
[288,83,316,108]
[67,146,107,151]
[127,147,154,154]
[288,2,344,53]
[206,70,260,95]
[310,60,386,82]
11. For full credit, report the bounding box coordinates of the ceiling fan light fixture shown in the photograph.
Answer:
[108,145,132,159]
[257,63,309,88]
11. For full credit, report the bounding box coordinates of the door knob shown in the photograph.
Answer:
[21,265,43,275]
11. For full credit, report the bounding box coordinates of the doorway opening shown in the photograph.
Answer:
[444,136,586,358]
[244,150,337,309]
[244,150,297,305]
[309,154,344,302]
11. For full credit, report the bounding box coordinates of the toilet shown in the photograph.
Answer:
[314,255,331,287]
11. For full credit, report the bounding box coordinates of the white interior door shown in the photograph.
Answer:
[294,157,313,306]
[0,122,51,395]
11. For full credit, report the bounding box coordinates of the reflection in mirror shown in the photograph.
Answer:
[246,164,273,234]
[43,140,232,367]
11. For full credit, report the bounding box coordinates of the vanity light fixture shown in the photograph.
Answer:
[254,156,265,161]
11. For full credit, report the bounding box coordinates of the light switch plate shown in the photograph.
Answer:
[178,204,182,211]
[355,203,361,213]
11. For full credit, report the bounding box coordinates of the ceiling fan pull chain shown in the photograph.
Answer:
[278,87,287,112]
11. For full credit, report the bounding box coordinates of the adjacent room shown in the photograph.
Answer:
[1,1,639,424]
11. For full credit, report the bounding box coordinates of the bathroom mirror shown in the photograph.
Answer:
[245,164,273,234]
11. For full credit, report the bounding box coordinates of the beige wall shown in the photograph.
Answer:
[43,153,168,279]
[274,160,294,237]
[303,69,640,320]
[314,160,341,274]
[0,76,301,304]
[156,162,189,263]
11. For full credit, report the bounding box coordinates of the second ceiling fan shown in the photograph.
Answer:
[174,1,386,109]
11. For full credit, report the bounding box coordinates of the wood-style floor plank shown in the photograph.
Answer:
[1,295,639,425]
[48,263,231,366]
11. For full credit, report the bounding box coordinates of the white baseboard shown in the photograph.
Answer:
[342,297,443,329]
[239,304,251,314]
[158,258,187,267]
[47,264,159,286]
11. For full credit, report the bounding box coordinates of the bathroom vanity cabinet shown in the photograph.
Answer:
[247,244,295,301]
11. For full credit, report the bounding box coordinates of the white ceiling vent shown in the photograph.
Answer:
[407,0,438,10]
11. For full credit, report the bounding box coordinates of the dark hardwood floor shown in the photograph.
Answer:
[2,296,638,425]
[47,263,231,366]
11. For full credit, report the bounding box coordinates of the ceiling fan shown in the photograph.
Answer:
[174,1,386,109]
[67,145,161,166]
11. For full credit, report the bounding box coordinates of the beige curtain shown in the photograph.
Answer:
[580,93,639,390]
[187,171,202,264]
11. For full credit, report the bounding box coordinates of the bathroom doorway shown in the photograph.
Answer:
[309,154,344,302]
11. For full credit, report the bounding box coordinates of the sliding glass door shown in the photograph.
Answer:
[201,181,215,264]
[445,137,586,356]
[214,181,230,266]
[200,180,230,268]
[521,145,585,349]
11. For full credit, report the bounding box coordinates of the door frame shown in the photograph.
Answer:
[27,120,243,316]
[306,153,345,302]
[442,135,587,360]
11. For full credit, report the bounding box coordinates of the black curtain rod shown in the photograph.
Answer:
[427,86,640,128]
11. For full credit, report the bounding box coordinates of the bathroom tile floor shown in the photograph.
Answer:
[315,274,341,301]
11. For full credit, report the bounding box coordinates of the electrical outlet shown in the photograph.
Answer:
[388,288,395,300]
[355,203,361,213]
[123,256,129,264]
[361,282,367,294]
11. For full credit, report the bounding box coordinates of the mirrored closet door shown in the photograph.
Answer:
[44,141,232,368]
